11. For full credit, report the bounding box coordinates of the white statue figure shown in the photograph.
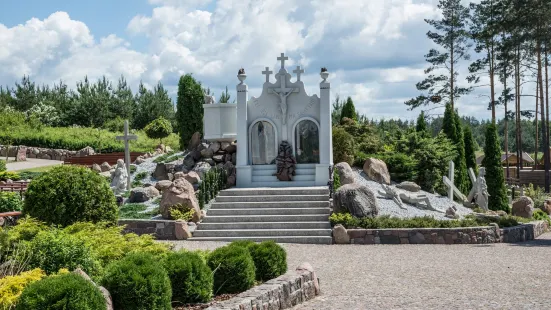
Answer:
[378,184,443,213]
[110,159,128,194]
[204,95,216,105]
[474,167,490,211]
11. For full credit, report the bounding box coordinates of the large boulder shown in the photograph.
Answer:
[512,196,534,218]
[92,163,102,173]
[333,224,350,244]
[78,146,95,157]
[187,132,201,151]
[396,181,421,192]
[153,163,174,181]
[200,148,214,159]
[333,183,379,218]
[208,142,221,153]
[155,180,173,192]
[542,199,551,215]
[220,142,231,151]
[192,161,212,179]
[100,162,111,172]
[129,187,160,203]
[363,158,391,185]
[159,178,200,222]
[335,162,355,185]
[183,171,201,184]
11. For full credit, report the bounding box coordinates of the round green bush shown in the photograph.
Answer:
[163,251,213,304]
[101,252,172,310]
[229,241,287,281]
[23,165,118,226]
[207,245,255,294]
[27,230,98,276]
[16,273,106,310]
[144,117,173,144]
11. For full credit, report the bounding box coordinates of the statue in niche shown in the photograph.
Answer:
[274,141,296,181]
[296,121,319,163]
[257,122,268,164]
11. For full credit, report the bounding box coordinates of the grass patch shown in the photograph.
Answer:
[152,151,177,163]
[134,171,148,181]
[119,204,160,219]
[13,165,60,173]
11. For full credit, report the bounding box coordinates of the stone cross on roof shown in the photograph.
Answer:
[293,66,304,81]
[262,67,273,83]
[277,52,288,69]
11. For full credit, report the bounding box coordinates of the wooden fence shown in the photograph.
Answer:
[63,152,145,167]
[0,182,30,198]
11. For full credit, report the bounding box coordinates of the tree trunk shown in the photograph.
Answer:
[515,46,521,178]
[538,40,549,192]
[504,66,510,178]
[535,80,539,171]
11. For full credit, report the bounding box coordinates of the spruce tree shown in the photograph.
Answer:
[340,96,357,122]
[442,104,456,140]
[463,125,478,175]
[416,111,429,137]
[481,123,509,212]
[176,74,204,149]
[453,111,469,194]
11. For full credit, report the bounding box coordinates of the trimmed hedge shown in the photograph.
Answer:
[163,251,213,304]
[101,252,172,310]
[16,273,106,310]
[207,245,256,294]
[23,165,118,226]
[229,241,287,281]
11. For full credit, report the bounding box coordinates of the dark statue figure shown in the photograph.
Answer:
[274,141,296,181]
[238,68,245,75]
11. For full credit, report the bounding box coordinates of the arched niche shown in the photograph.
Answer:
[248,118,278,165]
[292,117,320,164]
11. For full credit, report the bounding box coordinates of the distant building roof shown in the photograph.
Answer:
[476,152,534,166]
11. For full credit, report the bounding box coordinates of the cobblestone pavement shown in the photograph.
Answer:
[173,233,551,310]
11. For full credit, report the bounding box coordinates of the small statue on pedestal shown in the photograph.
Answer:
[274,141,296,181]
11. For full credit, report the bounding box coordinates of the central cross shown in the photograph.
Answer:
[277,52,288,69]
[269,71,299,125]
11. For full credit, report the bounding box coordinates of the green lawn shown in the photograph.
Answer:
[13,165,60,173]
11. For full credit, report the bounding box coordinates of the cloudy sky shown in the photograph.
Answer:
[0,0,511,121]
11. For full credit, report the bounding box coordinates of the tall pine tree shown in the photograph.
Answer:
[463,125,478,176]
[340,96,357,123]
[176,74,204,149]
[416,111,429,137]
[481,123,509,211]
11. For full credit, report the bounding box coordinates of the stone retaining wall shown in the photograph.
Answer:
[0,145,94,161]
[334,221,548,245]
[207,262,320,310]
[118,219,177,240]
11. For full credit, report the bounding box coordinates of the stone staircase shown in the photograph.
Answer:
[191,187,332,244]
[250,164,317,187]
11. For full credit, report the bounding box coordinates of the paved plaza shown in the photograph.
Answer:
[174,233,551,309]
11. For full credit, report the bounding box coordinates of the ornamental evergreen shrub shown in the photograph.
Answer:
[101,252,172,310]
[23,165,118,226]
[248,241,287,281]
[481,123,509,212]
[415,111,429,137]
[144,117,173,144]
[0,268,45,309]
[16,273,106,310]
[340,96,357,122]
[26,230,98,276]
[207,245,255,294]
[176,74,204,149]
[332,126,355,165]
[0,192,23,213]
[463,125,478,176]
[163,251,213,304]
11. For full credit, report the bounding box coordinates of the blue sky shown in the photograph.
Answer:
[0,0,515,121]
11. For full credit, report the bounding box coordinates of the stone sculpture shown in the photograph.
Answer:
[378,184,443,213]
[110,159,128,194]
[466,167,490,211]
[274,141,296,181]
[204,95,216,105]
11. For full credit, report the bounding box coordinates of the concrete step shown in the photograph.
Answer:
[193,229,332,237]
[252,164,316,170]
[211,201,330,209]
[188,236,333,244]
[219,187,329,196]
[215,195,328,202]
[252,175,315,182]
[201,214,330,223]
[252,168,316,176]
[196,222,332,230]
[250,181,318,188]
[207,207,330,216]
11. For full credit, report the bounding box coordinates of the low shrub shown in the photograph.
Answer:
[119,203,160,219]
[533,209,551,226]
[153,151,176,163]
[0,171,20,181]
[101,252,172,310]
[134,171,148,181]
[163,251,213,304]
[248,242,287,281]
[3,217,47,246]
[0,268,45,309]
[0,192,23,213]
[207,245,256,294]
[16,273,106,310]
[332,126,355,165]
[144,117,173,144]
[169,205,195,221]
[525,184,548,209]
[197,168,228,209]
[0,159,5,172]
[26,229,98,276]
[16,171,42,180]
[24,165,118,226]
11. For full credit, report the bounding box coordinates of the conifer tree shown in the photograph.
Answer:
[463,125,478,176]
[415,111,429,137]
[481,123,509,212]
[340,96,357,122]
[453,111,469,193]
[176,74,204,149]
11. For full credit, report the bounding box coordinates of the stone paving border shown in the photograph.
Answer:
[207,262,320,310]
[333,221,548,244]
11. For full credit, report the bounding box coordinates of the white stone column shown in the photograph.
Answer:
[236,74,248,166]
[319,72,332,165]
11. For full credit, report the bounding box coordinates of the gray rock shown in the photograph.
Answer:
[205,158,216,166]
[155,180,173,192]
[187,132,201,151]
[78,146,95,157]
[190,150,202,162]
[213,154,225,163]
[396,181,421,192]
[153,163,174,181]
[129,188,149,203]
[512,196,534,218]
[196,143,208,152]
[208,142,221,153]
[100,162,111,172]
[134,156,146,165]
[200,148,214,159]
[226,144,237,154]
[333,224,350,244]
[220,142,231,151]
[334,183,379,218]
[232,153,236,165]
[192,161,212,179]
[335,162,355,185]
[363,158,390,185]
[183,171,201,184]
[410,232,425,244]
[183,156,195,170]
[92,163,102,173]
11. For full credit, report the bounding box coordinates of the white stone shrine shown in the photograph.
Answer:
[203,53,333,188]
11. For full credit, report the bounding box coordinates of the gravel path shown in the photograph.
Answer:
[5,158,63,171]
[172,233,551,309]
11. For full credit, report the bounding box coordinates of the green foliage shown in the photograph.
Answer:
[524,184,548,209]
[144,117,173,143]
[177,74,204,150]
[134,171,148,181]
[0,171,20,181]
[481,124,509,212]
[332,126,355,165]
[341,122,383,154]
[163,251,213,304]
[0,192,23,213]
[0,268,45,310]
[16,273,106,310]
[23,165,118,226]
[16,171,42,180]
[463,124,478,176]
[340,96,357,122]
[247,241,287,282]
[333,168,341,191]
[152,150,176,163]
[102,116,126,132]
[532,209,551,226]
[24,102,61,127]
[415,111,429,137]
[0,159,5,172]
[26,229,98,275]
[370,152,418,182]
[101,252,172,310]
[169,206,195,221]
[197,168,228,209]
[219,86,232,103]
[442,104,468,194]
[132,81,175,131]
[119,203,160,219]
[207,245,256,294]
